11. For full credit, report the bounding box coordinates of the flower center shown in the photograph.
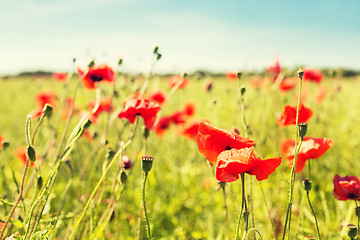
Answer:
[90,75,104,82]
[225,145,231,150]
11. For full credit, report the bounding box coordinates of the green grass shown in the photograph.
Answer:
[0,73,359,239]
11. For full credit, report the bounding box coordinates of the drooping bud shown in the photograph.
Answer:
[297,68,304,80]
[37,176,43,190]
[303,179,312,191]
[298,122,308,139]
[27,146,36,162]
[153,45,159,54]
[88,60,95,68]
[156,53,162,61]
[141,154,154,174]
[120,170,128,184]
[42,103,53,117]
[347,224,358,238]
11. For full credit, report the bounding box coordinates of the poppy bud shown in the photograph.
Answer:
[237,71,242,79]
[88,60,95,68]
[298,122,308,139]
[356,207,360,218]
[42,103,53,117]
[122,155,133,170]
[2,141,9,151]
[105,147,115,161]
[118,58,123,66]
[156,53,162,61]
[297,68,304,80]
[73,58,76,63]
[141,154,154,174]
[347,224,358,238]
[153,45,159,54]
[240,87,246,96]
[27,146,36,162]
[120,170,127,184]
[303,179,312,191]
[182,72,188,78]
[82,119,92,130]
[37,176,43,190]
[143,126,150,139]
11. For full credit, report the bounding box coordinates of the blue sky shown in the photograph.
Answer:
[1,0,359,74]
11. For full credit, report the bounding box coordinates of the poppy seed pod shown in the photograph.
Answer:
[298,122,308,139]
[303,179,312,191]
[347,224,358,238]
[27,146,36,162]
[141,154,154,174]
[297,68,304,79]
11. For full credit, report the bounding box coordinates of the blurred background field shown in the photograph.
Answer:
[0,72,359,239]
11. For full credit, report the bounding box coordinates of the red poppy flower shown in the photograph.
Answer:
[281,137,334,173]
[277,104,313,129]
[147,90,167,105]
[303,68,323,83]
[88,96,113,121]
[183,102,195,117]
[118,99,161,129]
[154,116,173,137]
[279,77,297,92]
[77,65,115,90]
[226,72,238,81]
[333,175,360,201]
[35,90,57,109]
[61,98,80,121]
[314,86,327,104]
[169,111,186,125]
[250,78,264,88]
[266,59,281,82]
[14,146,35,168]
[182,121,204,140]
[167,75,189,89]
[53,72,67,82]
[196,122,255,164]
[216,147,282,182]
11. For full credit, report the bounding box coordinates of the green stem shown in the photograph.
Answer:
[306,191,321,240]
[68,140,131,240]
[282,72,303,240]
[31,114,45,145]
[234,173,247,239]
[142,173,151,239]
[243,228,264,240]
[354,200,359,239]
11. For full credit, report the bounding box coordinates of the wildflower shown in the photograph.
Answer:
[196,122,255,164]
[204,80,213,92]
[53,72,67,82]
[118,99,161,129]
[87,96,113,122]
[281,137,334,172]
[266,59,281,82]
[167,75,189,89]
[61,98,80,121]
[216,147,281,182]
[314,86,327,104]
[147,90,167,105]
[77,65,115,90]
[30,90,58,119]
[303,68,323,83]
[277,104,313,129]
[154,116,173,137]
[333,175,360,201]
[183,102,195,117]
[14,146,35,168]
[122,155,133,170]
[226,72,238,81]
[279,77,297,92]
[182,121,205,140]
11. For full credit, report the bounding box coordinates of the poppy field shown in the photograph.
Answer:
[0,55,360,240]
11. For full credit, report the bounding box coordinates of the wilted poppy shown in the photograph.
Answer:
[167,75,189,89]
[279,77,297,92]
[196,122,255,164]
[333,175,360,201]
[14,146,35,168]
[281,137,334,172]
[226,72,238,81]
[314,86,327,104]
[78,65,115,90]
[216,147,282,182]
[147,90,167,105]
[118,99,161,129]
[303,68,323,83]
[53,72,67,82]
[277,104,313,129]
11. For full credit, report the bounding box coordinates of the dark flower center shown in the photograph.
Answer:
[348,193,359,199]
[225,145,231,150]
[90,75,104,82]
